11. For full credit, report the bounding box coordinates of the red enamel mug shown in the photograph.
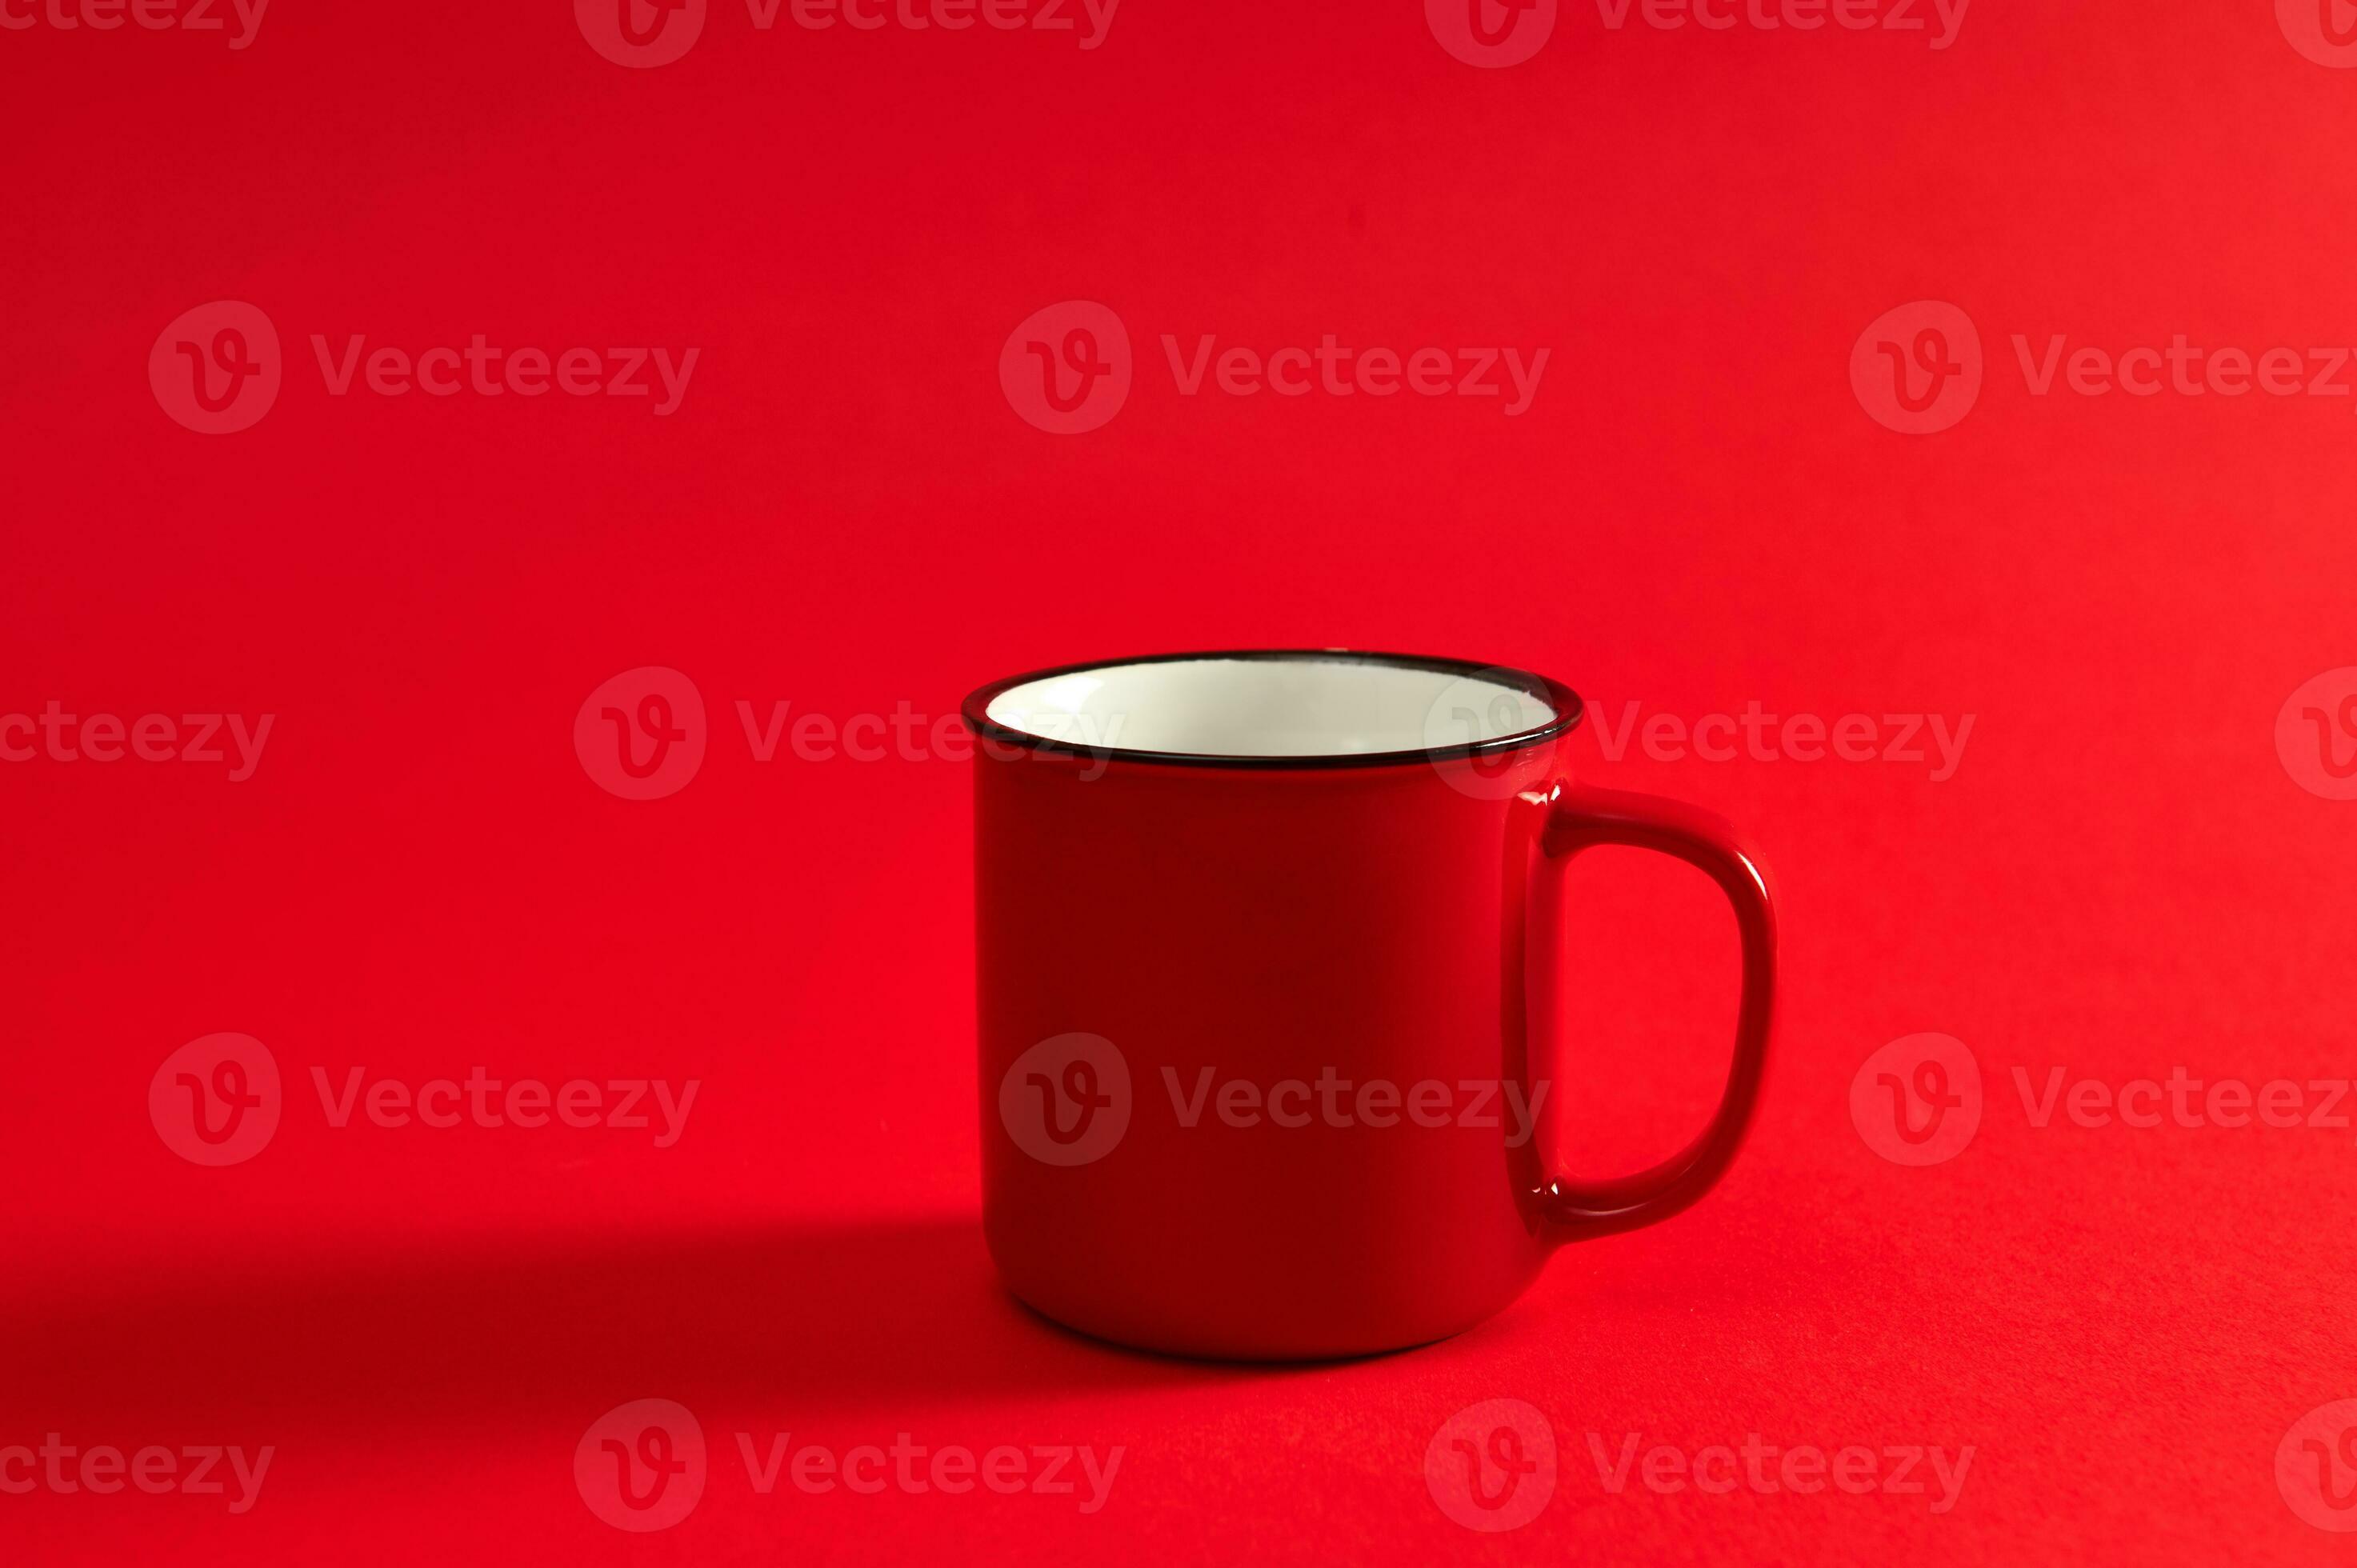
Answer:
[962,650,1775,1360]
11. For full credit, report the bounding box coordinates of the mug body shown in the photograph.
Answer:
[966,652,1582,1360]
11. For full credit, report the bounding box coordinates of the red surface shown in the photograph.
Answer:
[5,1,2355,1561]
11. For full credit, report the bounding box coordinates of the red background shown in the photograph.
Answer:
[6,0,2356,1560]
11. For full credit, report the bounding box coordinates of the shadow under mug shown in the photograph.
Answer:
[962,650,1775,1361]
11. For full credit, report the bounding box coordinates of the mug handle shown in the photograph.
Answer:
[1531,781,1777,1243]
